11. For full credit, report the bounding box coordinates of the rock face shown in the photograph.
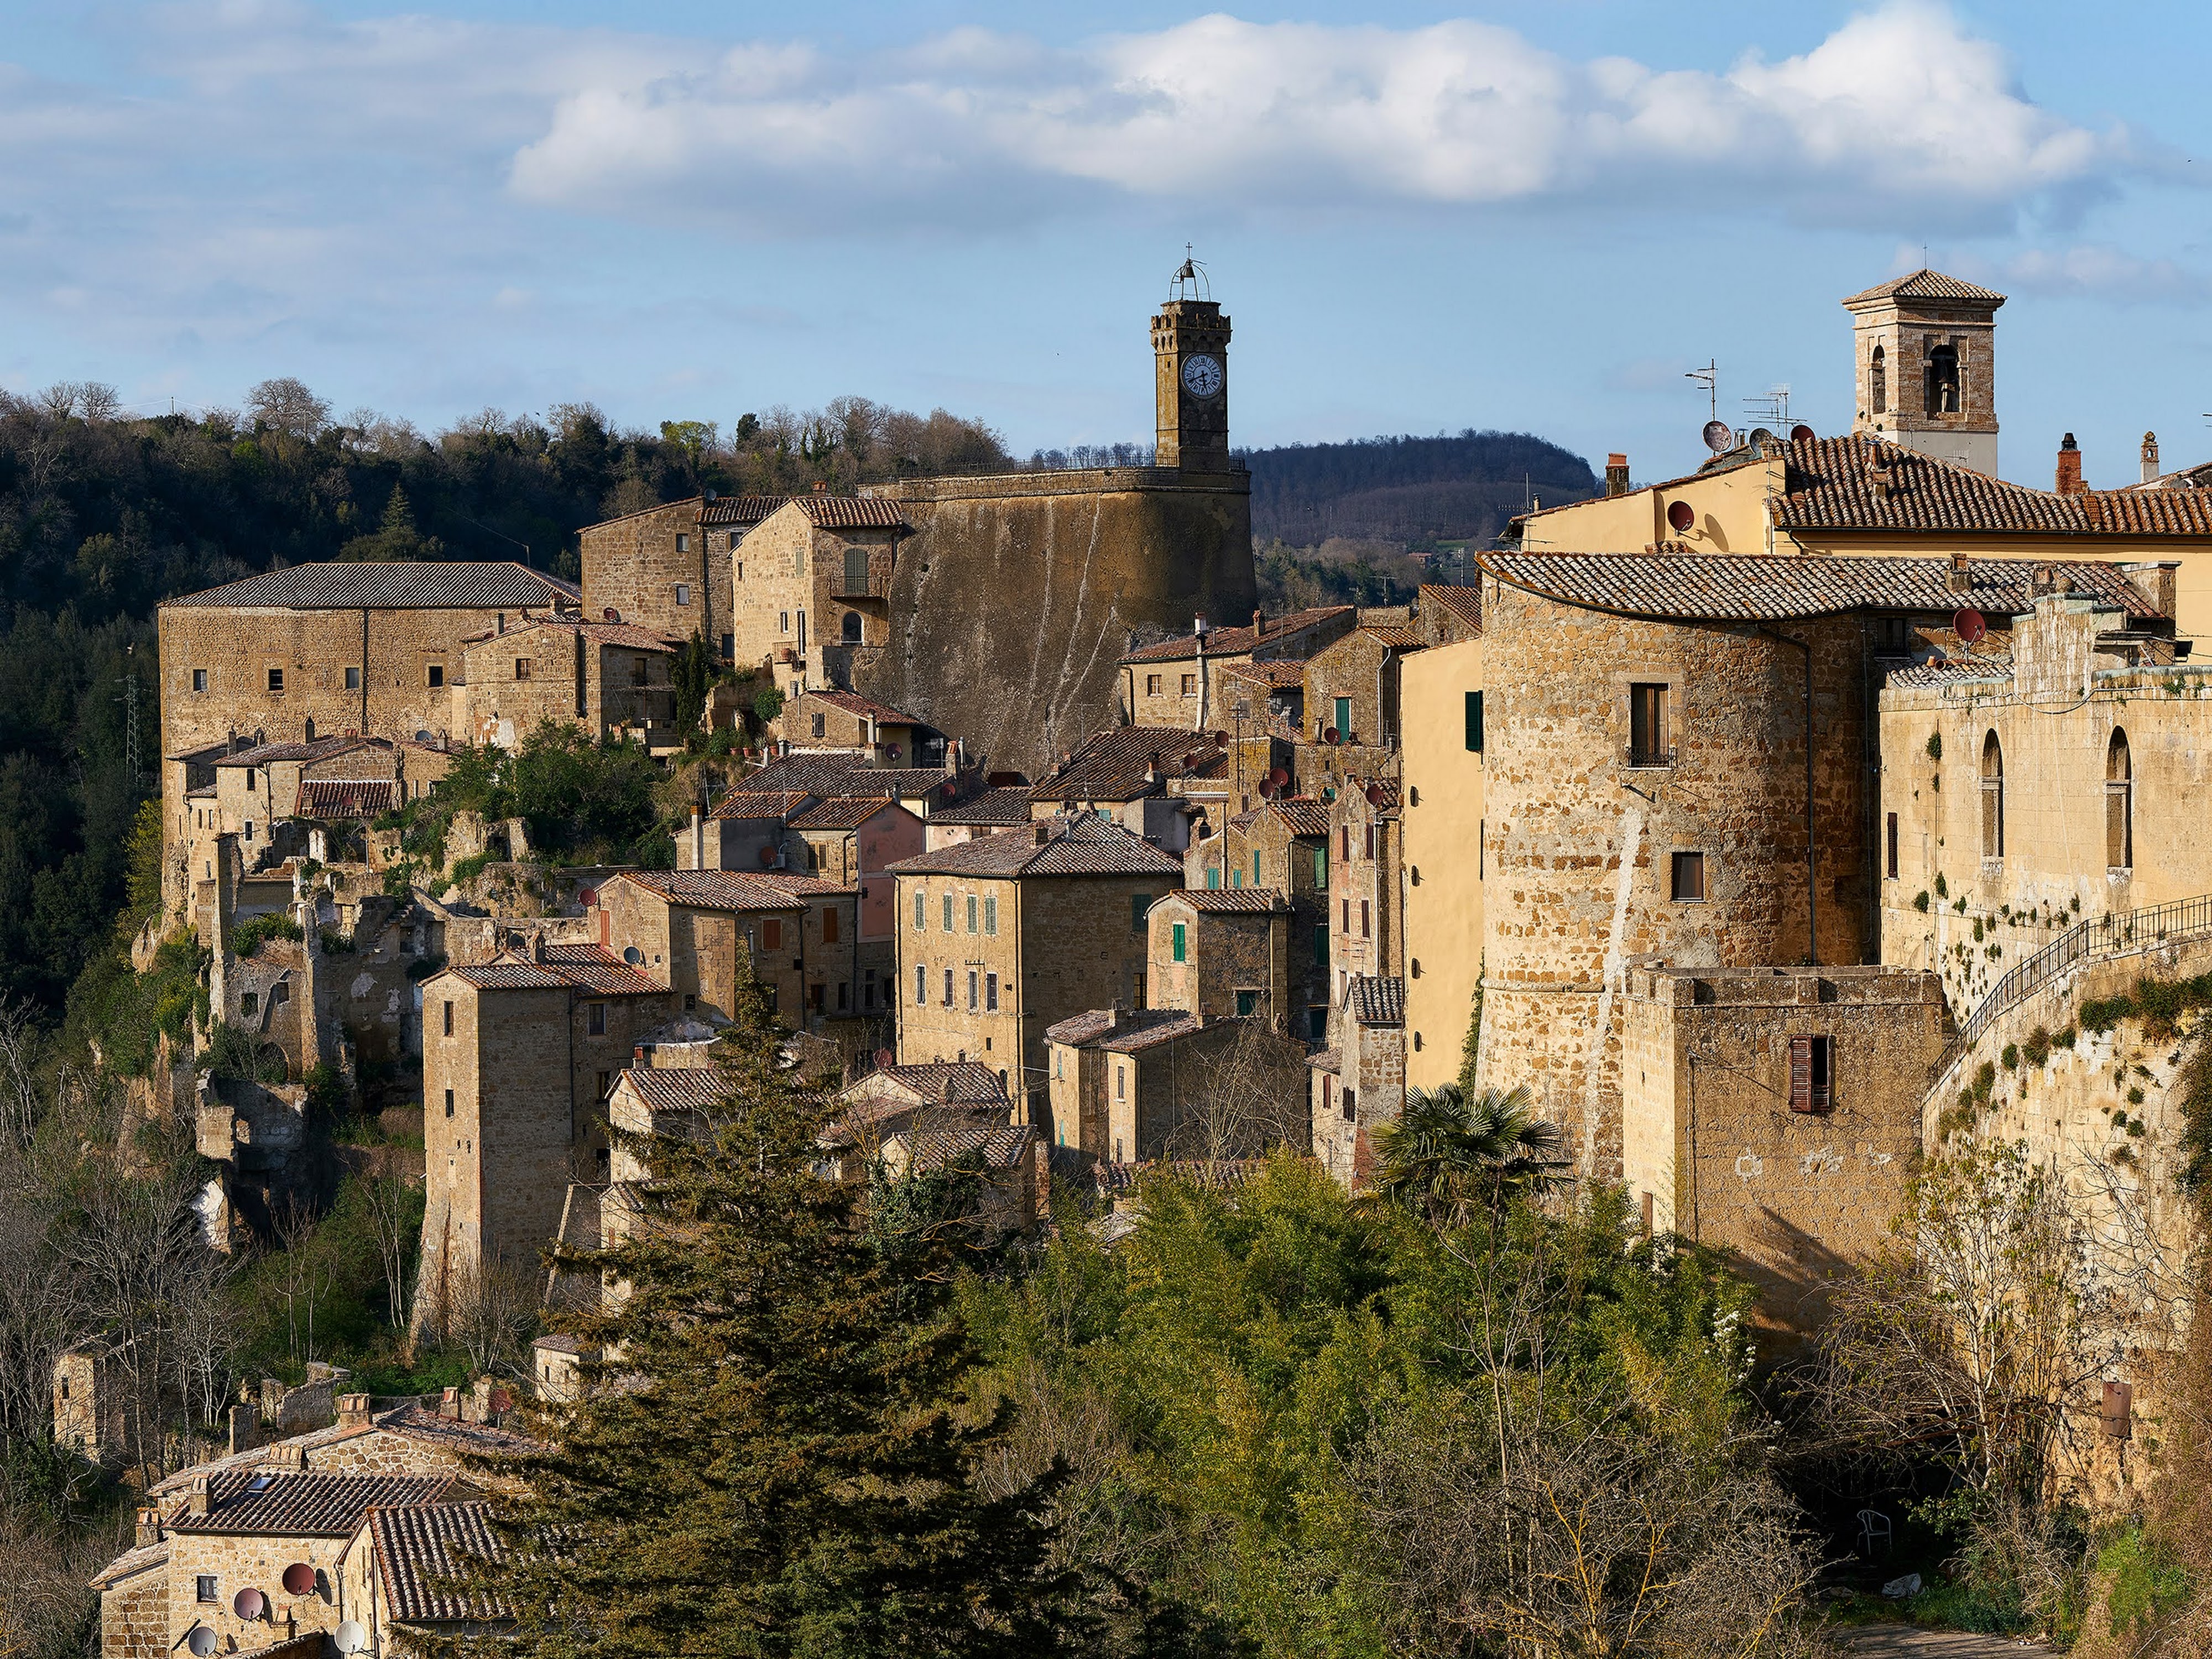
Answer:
[857,465,1254,776]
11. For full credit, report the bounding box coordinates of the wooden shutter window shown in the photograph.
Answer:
[1788,1036,1833,1113]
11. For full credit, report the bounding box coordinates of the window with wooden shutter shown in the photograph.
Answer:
[762,919,782,952]
[1886,813,1900,880]
[1788,1036,1833,1113]
[1172,922,1187,963]
[1629,683,1667,766]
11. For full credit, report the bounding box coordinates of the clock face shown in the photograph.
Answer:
[1181,353,1224,399]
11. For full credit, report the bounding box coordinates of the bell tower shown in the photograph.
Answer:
[1152,251,1231,472]
[1842,268,2005,475]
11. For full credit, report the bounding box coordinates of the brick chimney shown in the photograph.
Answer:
[812,479,827,492]
[1947,552,1973,594]
[135,1506,161,1546]
[440,1385,462,1421]
[187,1475,211,1517]
[2142,430,2161,484]
[2056,432,2084,494]
[1604,453,1630,497]
[338,1392,372,1428]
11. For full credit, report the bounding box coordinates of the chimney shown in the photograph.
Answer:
[1947,552,1973,594]
[2142,431,2161,485]
[690,805,705,870]
[812,479,828,492]
[135,1506,161,1547]
[2056,432,2084,494]
[338,1392,372,1428]
[441,1386,462,1421]
[1145,752,1160,785]
[1034,821,1052,846]
[187,1475,211,1518]
[1604,453,1630,497]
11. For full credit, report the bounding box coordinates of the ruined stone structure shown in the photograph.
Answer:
[1620,964,1947,1345]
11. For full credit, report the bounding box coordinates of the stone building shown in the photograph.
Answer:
[1041,1007,1303,1165]
[1465,549,2164,1179]
[1878,584,2212,1015]
[773,687,935,765]
[157,561,579,915]
[1146,889,1290,1025]
[728,494,914,699]
[414,942,672,1334]
[337,1499,510,1648]
[1328,778,1402,1016]
[1843,269,2005,473]
[1620,964,1947,1343]
[454,615,682,749]
[594,867,863,1026]
[1025,726,1228,853]
[1311,974,1405,1187]
[1400,632,1486,1092]
[1120,606,1355,730]
[1298,623,1424,791]
[1214,795,1332,1040]
[923,787,1037,849]
[889,815,1182,1112]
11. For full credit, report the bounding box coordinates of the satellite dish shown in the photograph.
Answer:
[188,1628,220,1658]
[1790,424,1815,444]
[702,488,718,503]
[622,945,643,965]
[234,1587,267,1620]
[887,744,901,760]
[1259,778,1278,799]
[757,844,778,867]
[335,1621,368,1655]
[1954,607,1987,644]
[1267,767,1289,790]
[873,1048,894,1070]
[602,607,619,623]
[282,1561,316,1595]
[577,886,597,907]
[1322,726,1341,746]
[1701,419,1734,454]
[1666,500,1695,535]
[1364,782,1385,806]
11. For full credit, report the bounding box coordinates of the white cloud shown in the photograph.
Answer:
[502,4,2131,232]
[2000,244,2210,304]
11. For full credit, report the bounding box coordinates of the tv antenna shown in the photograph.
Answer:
[1685,360,1718,421]
[1742,384,1792,431]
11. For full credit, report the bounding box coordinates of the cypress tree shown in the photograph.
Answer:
[450,972,1078,1655]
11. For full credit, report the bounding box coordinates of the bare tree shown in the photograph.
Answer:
[361,1173,418,1332]
[0,994,44,1153]
[269,1197,335,1366]
[247,376,330,440]
[449,1251,538,1381]
[1162,1020,1308,1170]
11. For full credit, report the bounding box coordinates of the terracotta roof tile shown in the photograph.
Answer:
[926,787,1035,826]
[1030,728,1228,802]
[613,869,837,911]
[164,562,577,612]
[1840,268,2006,306]
[1484,549,2161,624]
[694,493,912,531]
[1774,434,2212,537]
[889,815,1182,878]
[1420,583,1483,634]
[1119,606,1354,664]
[163,1469,452,1537]
[1222,660,1307,690]
[786,796,908,831]
[734,755,959,800]
[1159,888,1285,914]
[887,1124,1036,1170]
[1348,975,1405,1027]
[618,1065,734,1118]
[1044,1007,1201,1050]
[89,1540,168,1589]
[218,735,384,768]
[1358,624,1425,649]
[1099,1012,1206,1053]
[1237,798,1329,839]
[799,688,921,724]
[372,1501,509,1622]
[439,946,664,995]
[710,790,816,821]
[472,616,681,652]
[1885,653,2016,687]
[844,1061,1010,1106]
[295,779,396,819]
[1307,1048,1342,1074]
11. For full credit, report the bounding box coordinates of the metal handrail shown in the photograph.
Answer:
[1929,891,2212,1091]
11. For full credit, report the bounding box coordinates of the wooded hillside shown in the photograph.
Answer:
[1245,429,1597,548]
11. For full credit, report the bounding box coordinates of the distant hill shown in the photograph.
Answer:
[1241,430,1598,549]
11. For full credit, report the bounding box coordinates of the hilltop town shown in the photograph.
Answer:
[34,259,2212,1653]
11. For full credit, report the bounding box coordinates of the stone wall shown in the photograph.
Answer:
[100,1562,165,1659]
[1477,584,1879,1179]
[580,500,727,649]
[1621,965,1945,1344]
[1147,898,1286,1023]
[855,467,1254,776]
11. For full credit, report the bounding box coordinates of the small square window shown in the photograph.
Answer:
[675,534,691,554]
[675,583,691,606]
[1789,1035,1834,1113]
[197,1574,218,1603]
[1236,989,1259,1016]
[1671,851,1706,902]
[587,1002,606,1036]
[345,665,361,690]
[1146,674,1162,696]
[514,658,531,681]
[427,664,445,688]
[1181,674,1198,696]
[267,666,285,692]
[192,669,207,692]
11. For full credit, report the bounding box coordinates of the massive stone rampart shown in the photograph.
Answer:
[856,467,1254,776]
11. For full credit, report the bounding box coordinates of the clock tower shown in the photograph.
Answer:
[1152,254,1231,471]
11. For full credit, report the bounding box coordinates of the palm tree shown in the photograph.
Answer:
[1368,1083,1572,1225]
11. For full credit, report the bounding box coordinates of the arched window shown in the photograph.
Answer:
[1980,731,2004,860]
[1870,344,1887,415]
[2107,728,2132,871]
[1927,343,1960,415]
[841,611,862,644]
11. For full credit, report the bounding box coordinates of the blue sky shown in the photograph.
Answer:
[1,0,2206,487]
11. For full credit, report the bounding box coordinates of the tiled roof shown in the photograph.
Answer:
[734,754,959,800]
[144,1403,526,1501]
[697,493,911,531]
[1840,268,2006,306]
[1420,583,1483,634]
[534,1334,588,1355]
[888,814,1182,878]
[926,787,1035,826]
[1239,798,1329,839]
[748,870,854,899]
[1357,624,1425,649]
[89,1539,168,1588]
[710,790,816,821]
[1159,888,1285,914]
[163,1470,451,1537]
[1307,1048,1342,1074]
[217,735,383,768]
[699,495,789,526]
[469,616,681,652]
[612,869,839,911]
[787,796,905,831]
[1885,653,2016,687]
[1120,606,1354,664]
[366,1401,535,1460]
[1045,1007,1198,1049]
[851,1061,1009,1105]
[1222,660,1307,690]
[1483,550,2162,624]
[440,946,664,995]
[1348,975,1405,1027]
[619,1065,733,1117]
[1773,435,2212,537]
[1030,728,1228,802]
[888,1124,1035,1171]
[800,688,920,725]
[296,779,396,819]
[373,1501,508,1623]
[1099,1012,1206,1053]
[164,562,578,611]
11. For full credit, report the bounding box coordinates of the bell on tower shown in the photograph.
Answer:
[1153,247,1232,472]
[1841,268,2005,476]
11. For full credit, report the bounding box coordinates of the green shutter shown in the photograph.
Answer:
[1334,696,1352,737]
[1132,893,1150,932]
[1253,850,1262,883]
[1465,688,1485,753]
[1207,867,1220,890]
[1313,846,1326,889]
[1172,922,1187,963]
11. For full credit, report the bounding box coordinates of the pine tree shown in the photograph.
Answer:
[446,970,1079,1656]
